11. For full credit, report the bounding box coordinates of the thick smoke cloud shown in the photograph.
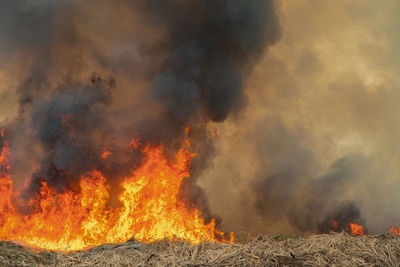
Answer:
[0,0,281,223]
[3,0,400,239]
[147,0,280,122]
[199,0,400,238]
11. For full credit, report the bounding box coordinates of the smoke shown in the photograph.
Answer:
[199,0,400,237]
[0,0,281,223]
[4,0,398,239]
[147,0,281,123]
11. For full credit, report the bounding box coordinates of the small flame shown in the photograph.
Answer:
[347,222,366,236]
[57,114,73,127]
[129,138,141,151]
[101,149,111,159]
[390,226,400,236]
[328,218,366,236]
[185,126,191,136]
[329,220,400,236]
[329,218,339,232]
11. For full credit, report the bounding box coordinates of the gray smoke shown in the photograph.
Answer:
[198,0,400,238]
[2,0,397,239]
[147,0,281,122]
[0,0,281,225]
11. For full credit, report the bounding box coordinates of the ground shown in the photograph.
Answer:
[0,233,399,266]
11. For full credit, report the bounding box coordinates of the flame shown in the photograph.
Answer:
[329,218,339,232]
[101,149,111,159]
[390,226,400,236]
[328,218,366,236]
[329,219,400,237]
[0,130,233,251]
[347,222,366,236]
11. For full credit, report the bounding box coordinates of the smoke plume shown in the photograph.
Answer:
[3,0,398,239]
[199,0,400,238]
[0,0,281,225]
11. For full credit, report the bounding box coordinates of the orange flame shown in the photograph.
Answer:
[390,226,400,236]
[328,218,366,236]
[329,218,339,232]
[0,131,232,251]
[101,149,111,159]
[347,222,366,236]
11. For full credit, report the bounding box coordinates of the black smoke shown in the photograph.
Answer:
[147,0,281,122]
[0,0,281,222]
[318,201,365,234]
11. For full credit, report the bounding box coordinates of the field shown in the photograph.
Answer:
[1,233,399,266]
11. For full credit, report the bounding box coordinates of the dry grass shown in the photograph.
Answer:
[0,233,399,266]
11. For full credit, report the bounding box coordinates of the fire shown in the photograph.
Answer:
[328,218,366,236]
[0,130,233,251]
[328,219,400,237]
[347,222,366,236]
[390,226,400,236]
[329,218,339,232]
[101,149,111,159]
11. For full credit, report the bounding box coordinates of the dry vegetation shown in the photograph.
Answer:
[0,233,399,266]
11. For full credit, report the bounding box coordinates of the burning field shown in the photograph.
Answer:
[1,0,400,266]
